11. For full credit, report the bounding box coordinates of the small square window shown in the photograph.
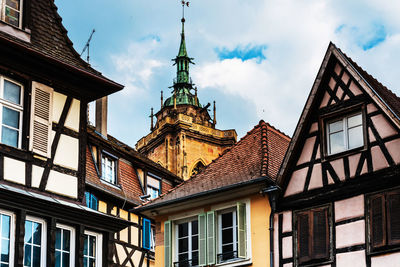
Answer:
[83,231,102,267]
[1,0,22,28]
[326,112,363,155]
[55,224,75,267]
[146,174,160,200]
[85,192,98,211]
[101,152,117,185]
[24,216,46,267]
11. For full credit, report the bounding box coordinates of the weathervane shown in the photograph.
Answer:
[181,1,189,20]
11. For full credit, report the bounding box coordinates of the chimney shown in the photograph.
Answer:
[150,107,154,131]
[213,100,216,126]
[161,90,164,109]
[95,96,108,138]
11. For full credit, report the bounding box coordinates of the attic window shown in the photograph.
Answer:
[1,0,22,28]
[101,152,117,185]
[326,112,364,155]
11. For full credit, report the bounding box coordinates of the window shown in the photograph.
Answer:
[83,231,102,267]
[24,217,46,267]
[296,206,330,265]
[164,202,248,267]
[146,174,160,200]
[0,210,15,267]
[101,152,117,185]
[326,112,363,155]
[55,224,75,267]
[369,189,400,252]
[85,192,98,211]
[1,0,23,28]
[174,219,198,267]
[0,77,23,149]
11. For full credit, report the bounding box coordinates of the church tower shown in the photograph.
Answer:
[136,2,237,180]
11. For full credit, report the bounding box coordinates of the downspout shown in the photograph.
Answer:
[263,186,279,267]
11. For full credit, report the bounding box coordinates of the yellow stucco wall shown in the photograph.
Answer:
[154,193,271,267]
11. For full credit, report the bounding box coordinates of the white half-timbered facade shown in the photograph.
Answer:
[0,0,130,266]
[274,43,400,267]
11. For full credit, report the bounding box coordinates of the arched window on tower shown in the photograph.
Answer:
[190,160,205,177]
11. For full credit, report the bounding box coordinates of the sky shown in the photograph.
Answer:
[54,0,400,147]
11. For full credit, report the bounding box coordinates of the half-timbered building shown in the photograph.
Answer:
[85,105,182,267]
[0,0,132,266]
[136,120,290,267]
[274,43,400,267]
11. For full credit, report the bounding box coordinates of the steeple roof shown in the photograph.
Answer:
[178,18,188,58]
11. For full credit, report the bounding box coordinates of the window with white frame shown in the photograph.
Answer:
[0,209,15,267]
[326,112,363,155]
[24,217,46,267]
[146,174,160,200]
[174,219,198,267]
[55,224,75,267]
[101,152,117,185]
[1,0,23,28]
[164,202,248,267]
[0,76,23,149]
[83,231,102,267]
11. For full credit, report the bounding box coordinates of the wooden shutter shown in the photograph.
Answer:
[143,218,151,250]
[164,220,172,267]
[206,211,216,265]
[370,194,386,248]
[198,213,207,266]
[387,191,400,245]
[29,82,53,157]
[312,208,329,259]
[297,212,311,264]
[237,202,247,258]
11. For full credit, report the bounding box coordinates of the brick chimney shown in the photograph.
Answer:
[95,96,107,138]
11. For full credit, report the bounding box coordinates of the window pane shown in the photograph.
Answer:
[329,131,345,154]
[192,220,198,235]
[328,120,343,133]
[178,237,188,253]
[32,222,41,245]
[55,228,61,250]
[1,239,9,262]
[83,235,88,256]
[348,126,363,149]
[388,193,400,243]
[24,221,32,243]
[5,7,19,27]
[222,228,233,244]
[222,244,234,260]
[221,212,233,229]
[63,229,71,251]
[55,251,61,267]
[33,246,41,267]
[2,215,10,239]
[1,127,18,148]
[3,80,21,105]
[6,0,20,9]
[3,107,19,129]
[178,253,188,262]
[192,235,198,251]
[89,258,95,267]
[89,236,96,257]
[192,251,198,266]
[348,114,362,128]
[62,252,70,267]
[24,244,31,266]
[178,223,188,238]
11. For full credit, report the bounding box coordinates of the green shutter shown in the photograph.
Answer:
[164,221,172,267]
[237,202,247,258]
[207,211,216,265]
[198,213,207,266]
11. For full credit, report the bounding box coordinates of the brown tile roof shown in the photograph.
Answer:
[136,121,290,210]
[0,0,116,82]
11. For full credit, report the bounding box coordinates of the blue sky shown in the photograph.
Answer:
[54,0,400,147]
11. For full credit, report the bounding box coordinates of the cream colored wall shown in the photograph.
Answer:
[4,157,25,185]
[52,91,67,124]
[52,92,80,132]
[31,165,44,188]
[53,134,79,170]
[46,171,78,198]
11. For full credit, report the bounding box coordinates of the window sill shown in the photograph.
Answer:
[368,245,400,257]
[322,145,366,162]
[99,179,121,190]
[216,258,252,267]
[0,20,31,43]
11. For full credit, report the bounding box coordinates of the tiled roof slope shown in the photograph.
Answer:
[137,121,290,208]
[0,0,108,78]
[338,48,400,117]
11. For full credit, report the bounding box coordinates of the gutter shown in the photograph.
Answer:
[262,185,280,267]
[135,176,273,212]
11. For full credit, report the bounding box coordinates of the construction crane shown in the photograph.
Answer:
[80,29,95,63]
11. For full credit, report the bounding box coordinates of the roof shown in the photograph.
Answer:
[86,126,182,206]
[164,87,201,107]
[0,0,122,91]
[277,42,400,187]
[136,120,290,211]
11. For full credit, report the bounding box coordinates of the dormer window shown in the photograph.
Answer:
[1,0,22,28]
[101,152,117,185]
[326,112,364,155]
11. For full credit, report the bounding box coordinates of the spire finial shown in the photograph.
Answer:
[181,1,189,21]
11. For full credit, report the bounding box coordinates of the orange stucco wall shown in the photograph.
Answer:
[154,193,271,267]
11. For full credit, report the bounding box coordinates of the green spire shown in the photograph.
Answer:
[174,17,193,84]
[178,18,188,57]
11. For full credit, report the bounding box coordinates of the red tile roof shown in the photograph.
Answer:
[137,121,290,209]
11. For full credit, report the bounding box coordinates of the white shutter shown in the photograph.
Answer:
[29,82,53,157]
[237,202,247,258]
[198,213,207,266]
[206,211,216,265]
[164,220,172,267]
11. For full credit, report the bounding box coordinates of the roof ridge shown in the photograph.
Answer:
[260,121,268,177]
